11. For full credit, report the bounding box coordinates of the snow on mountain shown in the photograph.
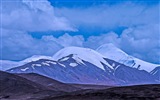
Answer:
[96,43,160,72]
[0,55,54,71]
[7,58,119,85]
[2,45,159,73]
[0,60,20,71]
[133,58,159,72]
[6,47,159,85]
[53,46,113,70]
[21,55,54,63]
[150,66,160,81]
[7,55,158,85]
[97,43,129,62]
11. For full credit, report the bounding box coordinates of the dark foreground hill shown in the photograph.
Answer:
[0,71,112,100]
[1,71,160,100]
[0,71,65,100]
[17,73,112,92]
[17,73,80,92]
[44,84,160,100]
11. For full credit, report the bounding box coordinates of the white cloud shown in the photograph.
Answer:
[1,28,62,60]
[42,33,84,47]
[54,2,158,64]
[1,27,159,63]
[119,24,160,63]
[1,29,83,60]
[1,0,76,31]
[55,3,159,29]
[84,32,120,49]
[83,23,160,64]
[1,1,159,64]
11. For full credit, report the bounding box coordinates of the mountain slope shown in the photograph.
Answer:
[17,73,80,92]
[150,66,160,82]
[104,58,156,85]
[97,43,159,72]
[7,58,119,85]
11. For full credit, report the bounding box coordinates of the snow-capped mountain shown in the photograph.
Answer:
[7,58,118,85]
[7,47,158,85]
[97,43,129,63]
[53,46,113,70]
[96,43,159,72]
[0,55,54,71]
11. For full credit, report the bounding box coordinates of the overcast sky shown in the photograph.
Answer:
[1,0,160,64]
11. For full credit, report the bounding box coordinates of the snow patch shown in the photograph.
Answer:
[45,61,56,64]
[59,57,69,62]
[112,63,115,67]
[31,64,41,69]
[35,64,41,66]
[114,65,120,71]
[152,70,158,75]
[58,63,66,67]
[72,55,85,65]
[42,62,50,66]
[31,64,35,69]
[21,67,29,71]
[69,63,78,67]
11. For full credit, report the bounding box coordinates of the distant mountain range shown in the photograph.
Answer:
[1,43,159,71]
[3,44,159,85]
[0,55,54,71]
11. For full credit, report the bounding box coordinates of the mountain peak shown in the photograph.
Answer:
[53,46,113,70]
[96,43,129,62]
[96,43,159,72]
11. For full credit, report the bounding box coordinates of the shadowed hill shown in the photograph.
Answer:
[17,73,80,92]
[44,84,160,100]
[0,71,64,100]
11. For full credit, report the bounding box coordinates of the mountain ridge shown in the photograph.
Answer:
[6,46,159,85]
[1,44,159,72]
[96,43,160,72]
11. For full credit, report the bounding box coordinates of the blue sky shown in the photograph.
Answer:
[1,0,160,64]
